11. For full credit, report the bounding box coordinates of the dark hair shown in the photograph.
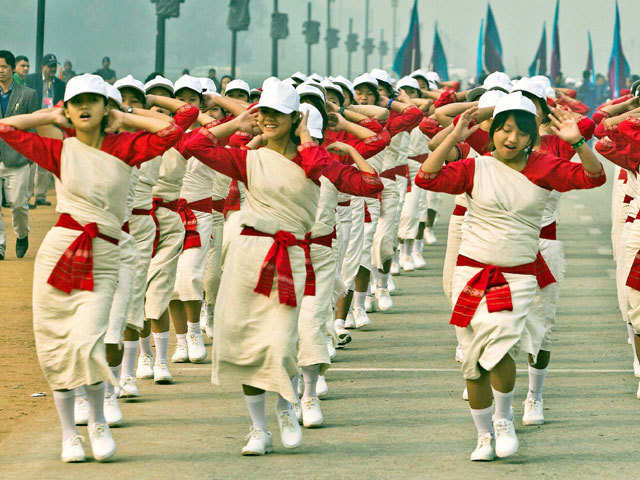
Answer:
[378,80,394,98]
[145,71,164,83]
[119,86,146,106]
[520,90,551,124]
[103,56,110,63]
[582,70,592,80]
[209,68,216,74]
[15,55,28,64]
[299,94,328,138]
[221,75,233,82]
[0,50,16,69]
[489,110,538,154]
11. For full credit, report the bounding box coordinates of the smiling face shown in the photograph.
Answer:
[355,85,377,105]
[175,88,201,109]
[492,114,533,161]
[64,93,107,132]
[258,107,295,141]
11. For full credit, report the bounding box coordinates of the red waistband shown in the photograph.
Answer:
[132,208,152,216]
[338,200,351,207]
[539,222,557,240]
[456,255,537,275]
[212,198,226,214]
[122,221,130,234]
[380,165,408,180]
[187,197,214,213]
[308,228,337,248]
[452,205,467,216]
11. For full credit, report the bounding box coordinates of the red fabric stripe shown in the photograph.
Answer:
[212,198,226,213]
[539,222,557,240]
[624,194,633,205]
[452,205,467,216]
[535,252,556,288]
[364,202,372,223]
[337,200,351,207]
[626,249,640,291]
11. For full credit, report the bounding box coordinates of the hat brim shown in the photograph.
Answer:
[64,89,107,103]
[145,83,173,94]
[308,127,323,139]
[225,88,250,96]
[257,100,296,114]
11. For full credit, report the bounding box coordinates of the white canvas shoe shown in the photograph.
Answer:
[153,362,173,384]
[61,434,86,463]
[301,397,324,427]
[316,375,329,398]
[335,325,352,348]
[118,376,139,398]
[636,381,640,400]
[634,357,640,378]
[135,353,154,379]
[455,344,465,363]
[88,423,116,462]
[187,332,207,363]
[388,276,397,294]
[522,397,544,425]
[400,253,415,272]
[390,257,400,275]
[470,433,495,461]
[241,428,273,456]
[327,337,336,360]
[74,397,89,426]
[171,343,189,363]
[276,403,303,449]
[364,294,375,313]
[424,227,437,244]
[375,287,393,312]
[493,418,519,458]
[411,240,427,269]
[462,387,469,401]
[352,307,371,329]
[344,311,356,329]
[104,391,123,427]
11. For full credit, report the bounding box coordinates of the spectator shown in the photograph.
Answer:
[577,70,598,115]
[0,50,39,260]
[220,74,232,93]
[13,55,29,85]
[60,60,76,83]
[208,67,221,91]
[182,68,190,75]
[24,53,65,208]
[553,71,566,88]
[94,56,116,84]
[595,73,611,103]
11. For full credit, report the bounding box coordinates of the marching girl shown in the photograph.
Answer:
[416,93,604,461]
[0,74,182,462]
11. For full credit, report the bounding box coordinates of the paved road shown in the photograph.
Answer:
[1,161,638,479]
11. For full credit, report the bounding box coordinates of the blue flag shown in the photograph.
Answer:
[550,0,561,84]
[476,19,484,81]
[483,3,504,72]
[528,23,547,77]
[608,1,630,97]
[430,23,449,81]
[392,0,421,77]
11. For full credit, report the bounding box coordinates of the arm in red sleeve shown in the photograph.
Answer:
[385,106,423,137]
[577,117,595,140]
[102,123,183,167]
[0,124,62,177]
[322,159,384,198]
[182,127,248,182]
[172,104,199,131]
[414,157,475,194]
[348,129,390,159]
[419,116,444,138]
[295,143,331,182]
[617,118,640,144]
[557,97,590,115]
[525,151,605,192]
[433,89,457,108]
[565,89,577,98]
[595,137,640,172]
[358,118,384,133]
[452,115,491,154]
[591,110,608,127]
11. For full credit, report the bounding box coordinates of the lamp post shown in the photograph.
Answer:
[35,0,45,72]
[150,0,186,73]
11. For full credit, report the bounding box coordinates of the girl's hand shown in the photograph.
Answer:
[105,109,125,133]
[246,133,267,149]
[377,95,390,108]
[325,101,340,113]
[452,107,480,142]
[396,89,411,104]
[49,107,73,129]
[327,112,346,131]
[233,108,258,132]
[144,94,156,109]
[549,109,582,144]
[325,141,352,155]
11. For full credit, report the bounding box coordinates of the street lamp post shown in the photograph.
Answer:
[35,0,45,72]
[150,0,186,74]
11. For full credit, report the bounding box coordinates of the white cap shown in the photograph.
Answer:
[225,79,251,96]
[371,68,393,87]
[511,77,546,100]
[114,74,146,97]
[321,79,345,103]
[64,73,108,102]
[478,89,507,109]
[493,91,538,118]
[144,75,174,94]
[410,69,429,81]
[296,82,325,104]
[105,84,123,107]
[283,77,297,87]
[396,76,420,91]
[291,71,308,83]
[308,73,323,83]
[425,71,441,83]
[257,77,300,114]
[482,71,512,92]
[199,77,217,95]
[331,75,356,100]
[353,73,379,90]
[174,74,202,95]
[299,103,323,140]
[530,75,555,98]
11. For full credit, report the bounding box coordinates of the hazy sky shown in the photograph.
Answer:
[1,0,638,85]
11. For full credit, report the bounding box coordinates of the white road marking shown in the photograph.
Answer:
[574,204,585,209]
[588,228,602,235]
[176,366,633,374]
[597,247,613,255]
[580,215,593,223]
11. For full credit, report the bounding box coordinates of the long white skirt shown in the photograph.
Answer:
[442,213,465,305]
[372,177,400,269]
[125,214,156,331]
[203,210,225,306]
[341,198,363,290]
[173,210,213,302]
[105,231,138,345]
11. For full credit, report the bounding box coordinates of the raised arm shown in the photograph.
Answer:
[547,110,603,175]
[347,104,389,121]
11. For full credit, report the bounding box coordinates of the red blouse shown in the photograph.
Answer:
[419,116,444,138]
[453,115,491,155]
[539,117,595,161]
[433,89,457,108]
[384,106,423,138]
[596,136,640,172]
[323,125,390,165]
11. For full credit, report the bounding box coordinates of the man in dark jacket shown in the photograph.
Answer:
[0,50,39,259]
[25,53,65,208]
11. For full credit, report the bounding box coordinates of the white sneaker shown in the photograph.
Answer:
[61,434,86,463]
[390,258,400,275]
[424,227,437,244]
[317,375,329,398]
[171,343,189,363]
[400,253,415,272]
[462,387,469,401]
[118,376,139,398]
[455,344,465,363]
[493,418,519,458]
[470,432,495,461]
[375,287,393,312]
[344,311,356,329]
[411,244,427,269]
[74,397,89,426]
[135,353,154,379]
[335,326,352,348]
[327,337,336,360]
[352,307,371,329]
[388,276,397,294]
[241,428,273,456]
[276,403,303,449]
[187,332,207,363]
[153,362,173,384]
[364,294,375,313]
[88,423,116,462]
[301,397,323,427]
[522,397,544,425]
[104,391,123,427]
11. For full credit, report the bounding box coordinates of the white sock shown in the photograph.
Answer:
[153,331,170,364]
[353,291,367,310]
[527,366,547,401]
[404,240,413,256]
[469,405,494,436]
[187,321,202,335]
[53,390,78,441]
[414,239,424,253]
[244,393,268,432]
[74,385,87,399]
[104,365,120,397]
[139,334,152,357]
[84,382,106,427]
[275,393,291,413]
[301,365,319,400]
[122,340,139,378]
[491,388,514,421]
[628,323,637,361]
[376,272,389,289]
[176,333,187,347]
[334,318,345,330]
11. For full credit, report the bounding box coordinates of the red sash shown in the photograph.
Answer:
[452,205,467,216]
[337,200,351,207]
[135,197,161,257]
[626,250,640,290]
[48,213,119,294]
[364,202,372,223]
[212,198,226,214]
[160,197,212,250]
[623,194,633,205]
[535,252,556,289]
[223,179,241,217]
[450,255,537,327]
[539,222,557,241]
[302,228,338,294]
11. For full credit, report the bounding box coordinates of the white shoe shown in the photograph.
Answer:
[375,287,393,312]
[135,353,154,379]
[241,428,273,456]
[61,434,86,463]
[634,357,640,378]
[470,432,495,461]
[171,343,189,363]
[522,397,544,425]
[364,294,375,313]
[317,375,328,398]
[104,391,123,427]
[301,397,324,427]
[327,337,336,360]
[493,418,519,458]
[462,387,469,401]
[335,326,352,348]
[187,332,207,363]
[411,244,427,269]
[118,376,139,398]
[400,253,415,272]
[390,258,400,275]
[424,227,437,245]
[352,307,371,329]
[344,311,356,329]
[388,276,397,294]
[88,423,116,462]
[455,344,465,363]
[153,362,173,384]
[276,403,303,449]
[74,397,89,426]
